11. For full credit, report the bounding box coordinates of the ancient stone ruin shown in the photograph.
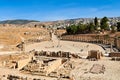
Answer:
[90,64,105,74]
[87,50,103,61]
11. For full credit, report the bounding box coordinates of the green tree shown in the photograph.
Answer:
[100,17,109,30]
[77,23,87,33]
[70,25,78,34]
[66,25,78,34]
[94,17,99,30]
[66,22,96,34]
[88,23,95,33]
[111,26,117,33]
[66,26,71,34]
[117,22,120,31]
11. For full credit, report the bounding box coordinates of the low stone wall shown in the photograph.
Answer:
[109,52,120,57]
[34,51,70,58]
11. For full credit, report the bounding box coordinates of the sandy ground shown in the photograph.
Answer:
[25,33,105,57]
[71,58,120,80]
[0,33,119,80]
[0,45,3,49]
[0,51,20,55]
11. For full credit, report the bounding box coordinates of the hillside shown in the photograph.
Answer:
[0,19,40,24]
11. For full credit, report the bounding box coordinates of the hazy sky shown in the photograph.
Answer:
[0,0,119,21]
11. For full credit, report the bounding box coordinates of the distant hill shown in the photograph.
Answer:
[0,19,40,24]
[0,16,120,25]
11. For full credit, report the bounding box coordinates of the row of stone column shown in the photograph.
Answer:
[61,35,115,45]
